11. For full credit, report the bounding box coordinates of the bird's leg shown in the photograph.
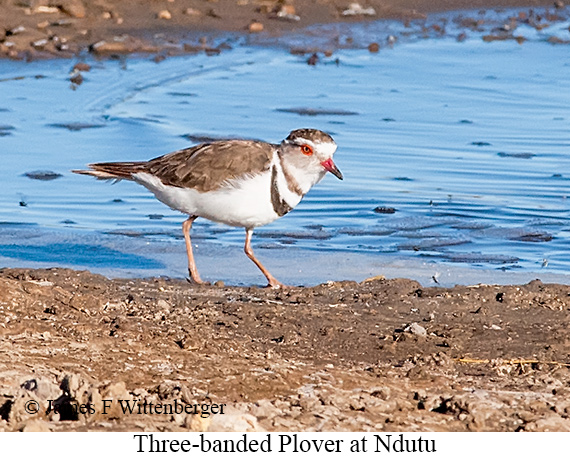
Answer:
[182,216,204,284]
[244,228,284,289]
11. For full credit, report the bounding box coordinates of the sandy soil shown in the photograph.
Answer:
[0,0,561,59]
[1,267,570,432]
[2,0,570,434]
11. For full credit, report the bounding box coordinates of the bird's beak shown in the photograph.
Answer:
[320,158,343,180]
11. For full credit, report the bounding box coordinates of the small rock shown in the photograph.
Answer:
[99,381,131,419]
[157,299,171,313]
[186,414,211,431]
[248,21,264,33]
[8,25,27,36]
[342,3,376,16]
[29,378,61,401]
[57,0,86,18]
[184,8,202,16]
[374,206,396,214]
[60,374,81,397]
[547,36,570,44]
[31,39,49,50]
[405,322,427,337]
[368,42,380,53]
[73,62,91,72]
[251,399,281,420]
[525,414,570,431]
[90,40,130,55]
[273,4,300,21]
[157,10,172,20]
[23,169,63,180]
[208,408,265,432]
[361,275,386,284]
[70,72,83,85]
[35,6,60,14]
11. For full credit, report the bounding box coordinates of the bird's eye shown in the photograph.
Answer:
[301,145,313,156]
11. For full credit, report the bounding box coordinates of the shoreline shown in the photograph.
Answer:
[0,0,565,59]
[1,228,569,288]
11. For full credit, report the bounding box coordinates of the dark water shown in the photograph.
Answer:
[1,12,569,282]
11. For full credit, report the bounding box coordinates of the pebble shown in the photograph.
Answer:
[58,0,86,19]
[405,322,427,337]
[70,72,83,85]
[248,21,264,33]
[342,3,376,16]
[99,381,131,418]
[156,299,171,313]
[184,8,202,16]
[8,25,27,36]
[31,39,49,50]
[186,414,211,431]
[24,170,63,181]
[24,377,61,400]
[208,410,266,432]
[73,62,91,72]
[91,40,123,54]
[35,6,60,14]
[374,206,396,213]
[274,5,300,21]
[157,10,172,20]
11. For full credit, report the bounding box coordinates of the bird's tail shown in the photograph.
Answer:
[72,162,148,181]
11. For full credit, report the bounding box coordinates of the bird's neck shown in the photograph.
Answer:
[277,151,324,196]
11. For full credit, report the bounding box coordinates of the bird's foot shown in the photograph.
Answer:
[186,277,211,286]
[266,279,287,289]
[186,270,209,286]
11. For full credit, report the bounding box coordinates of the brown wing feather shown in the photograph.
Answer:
[72,162,147,180]
[74,140,275,191]
[147,140,275,192]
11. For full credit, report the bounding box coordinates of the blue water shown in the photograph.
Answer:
[1,10,569,281]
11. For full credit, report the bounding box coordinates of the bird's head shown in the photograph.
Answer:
[280,129,343,181]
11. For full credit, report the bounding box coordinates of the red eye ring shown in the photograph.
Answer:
[301,144,313,156]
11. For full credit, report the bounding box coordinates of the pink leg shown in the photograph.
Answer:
[182,216,204,284]
[244,228,284,289]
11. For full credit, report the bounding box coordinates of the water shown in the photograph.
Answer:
[1,11,569,284]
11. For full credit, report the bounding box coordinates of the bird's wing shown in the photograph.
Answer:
[147,140,275,192]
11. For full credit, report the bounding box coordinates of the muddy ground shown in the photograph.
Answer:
[2,0,570,435]
[0,0,562,59]
[1,267,570,432]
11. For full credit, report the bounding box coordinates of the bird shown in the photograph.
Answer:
[73,128,342,288]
